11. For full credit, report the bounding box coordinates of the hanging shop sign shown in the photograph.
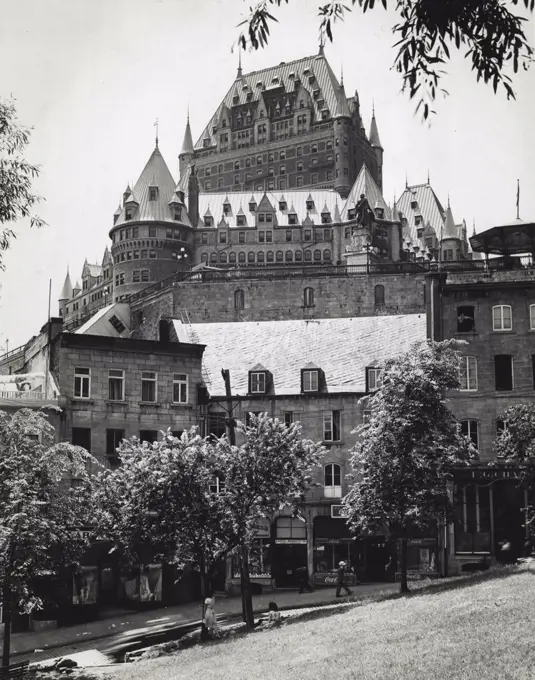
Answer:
[456,468,521,482]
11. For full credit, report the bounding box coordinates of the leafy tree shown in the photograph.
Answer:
[0,98,45,270]
[343,340,477,593]
[0,408,95,668]
[495,404,535,469]
[238,0,534,119]
[216,413,323,629]
[95,429,237,600]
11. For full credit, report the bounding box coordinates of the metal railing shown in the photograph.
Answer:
[0,391,55,401]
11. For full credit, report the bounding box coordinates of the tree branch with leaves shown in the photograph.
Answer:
[238,0,534,119]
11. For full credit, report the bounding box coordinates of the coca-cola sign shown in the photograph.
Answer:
[313,572,357,586]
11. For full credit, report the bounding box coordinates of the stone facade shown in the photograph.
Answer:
[51,333,205,468]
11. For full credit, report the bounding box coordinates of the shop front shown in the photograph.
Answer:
[272,516,308,588]
[313,514,357,587]
[454,467,532,565]
[398,538,439,581]
[119,564,163,608]
[227,518,275,595]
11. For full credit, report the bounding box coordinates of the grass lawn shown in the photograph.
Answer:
[85,565,535,680]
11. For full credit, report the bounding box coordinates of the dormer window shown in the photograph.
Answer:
[415,214,422,225]
[266,213,273,223]
[321,212,331,224]
[306,199,314,211]
[250,371,266,394]
[249,201,257,212]
[375,207,385,219]
[223,202,231,215]
[348,208,356,220]
[237,215,246,226]
[149,187,158,201]
[204,216,214,227]
[233,96,239,105]
[366,367,382,392]
[125,209,133,221]
[411,200,418,210]
[174,209,182,221]
[279,201,287,211]
[302,366,323,393]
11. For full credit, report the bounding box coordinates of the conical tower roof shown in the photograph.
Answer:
[443,204,458,239]
[333,82,351,119]
[59,270,73,301]
[369,112,382,148]
[180,116,194,156]
[113,146,180,228]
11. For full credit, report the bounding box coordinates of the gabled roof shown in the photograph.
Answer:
[82,260,102,279]
[195,53,344,150]
[341,164,391,221]
[59,270,73,301]
[172,315,426,396]
[114,147,190,228]
[101,247,112,267]
[396,183,445,242]
[190,190,340,229]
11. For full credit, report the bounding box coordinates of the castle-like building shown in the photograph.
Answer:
[58,50,474,328]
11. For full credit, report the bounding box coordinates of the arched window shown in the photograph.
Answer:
[276,251,284,263]
[324,463,342,498]
[229,252,237,264]
[323,249,331,262]
[304,287,314,308]
[285,250,293,262]
[238,252,246,264]
[248,251,255,264]
[267,251,274,263]
[210,252,218,263]
[295,250,303,262]
[374,284,385,305]
[313,249,321,262]
[201,253,208,263]
[219,252,227,264]
[257,251,265,264]
[234,289,245,310]
[304,250,312,262]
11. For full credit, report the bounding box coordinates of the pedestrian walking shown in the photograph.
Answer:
[202,594,220,639]
[296,565,314,594]
[335,560,352,597]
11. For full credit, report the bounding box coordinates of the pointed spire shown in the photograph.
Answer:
[405,173,408,189]
[369,109,382,148]
[59,269,73,301]
[472,218,476,236]
[427,169,430,185]
[319,31,325,55]
[237,44,243,78]
[154,118,159,148]
[443,203,457,239]
[333,79,351,119]
[181,114,194,156]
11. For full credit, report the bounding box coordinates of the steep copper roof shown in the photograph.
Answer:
[443,204,458,239]
[192,189,340,229]
[341,164,391,221]
[59,270,73,300]
[172,315,426,396]
[195,54,344,150]
[181,117,194,155]
[369,113,382,148]
[396,183,445,242]
[333,82,351,118]
[114,147,184,227]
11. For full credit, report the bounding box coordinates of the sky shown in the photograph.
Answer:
[0,0,534,350]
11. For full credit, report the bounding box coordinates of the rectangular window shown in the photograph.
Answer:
[106,429,124,464]
[286,230,292,242]
[173,373,189,404]
[266,231,273,243]
[201,232,208,244]
[530,304,535,330]
[495,355,513,391]
[133,270,141,283]
[73,367,90,399]
[492,305,512,331]
[457,306,476,333]
[141,371,157,402]
[149,226,157,237]
[284,412,294,426]
[141,270,150,282]
[304,229,312,241]
[139,430,158,444]
[72,427,91,452]
[363,410,371,425]
[250,372,266,393]
[367,368,381,392]
[239,232,246,243]
[461,420,479,448]
[459,356,478,391]
[323,411,341,442]
[303,370,318,392]
[219,232,227,244]
[108,369,125,401]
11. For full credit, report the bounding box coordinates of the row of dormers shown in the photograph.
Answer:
[246,365,382,395]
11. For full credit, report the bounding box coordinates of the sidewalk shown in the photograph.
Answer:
[11,582,397,661]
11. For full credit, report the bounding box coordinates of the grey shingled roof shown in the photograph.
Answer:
[396,183,446,242]
[341,164,391,221]
[172,315,426,397]
[195,53,344,150]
